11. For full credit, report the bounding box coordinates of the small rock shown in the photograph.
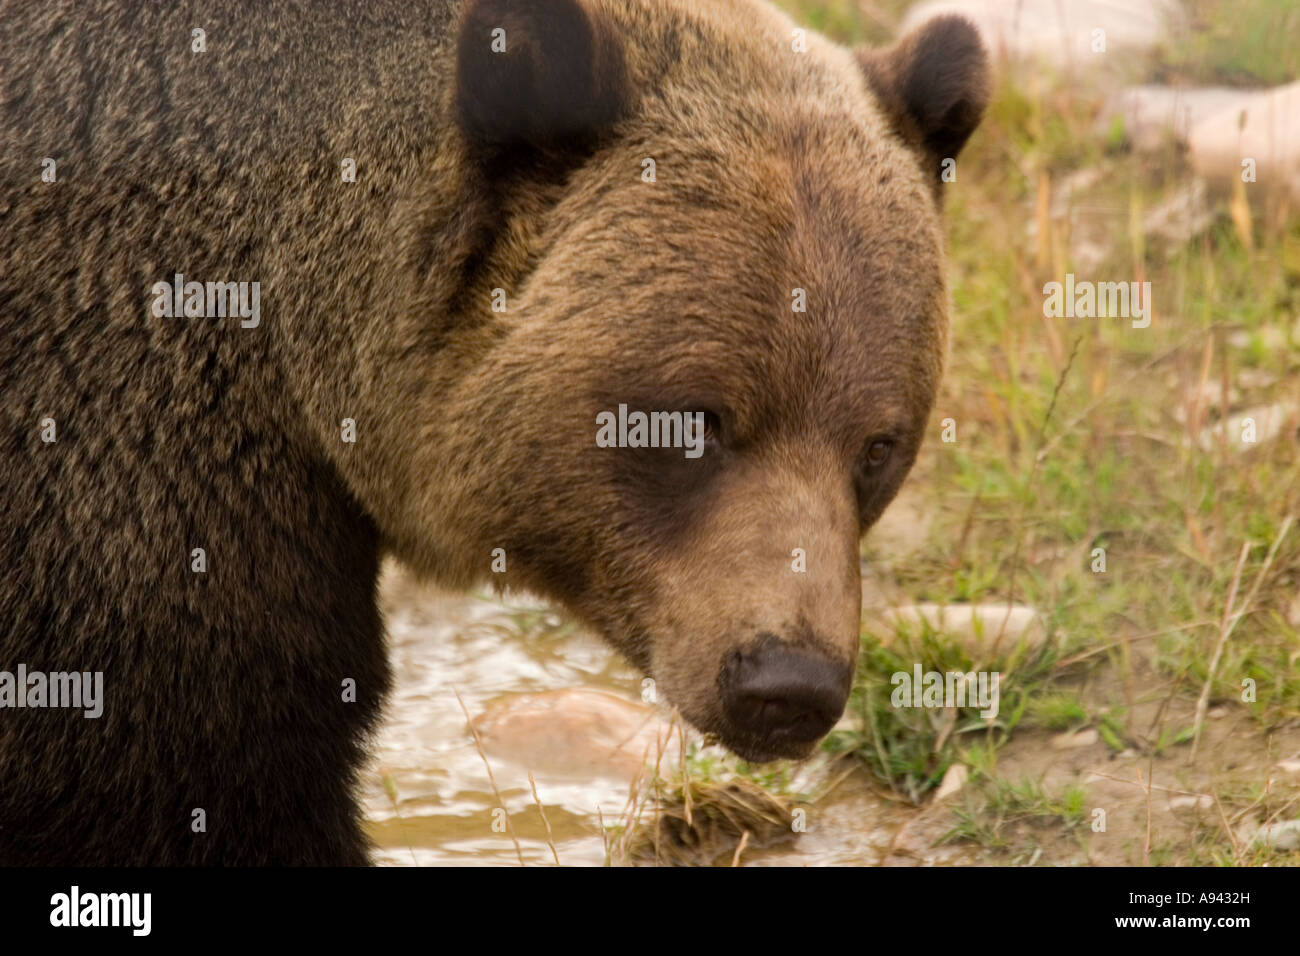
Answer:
[935,763,969,801]
[1048,166,1107,218]
[1100,85,1253,152]
[1197,401,1300,452]
[1051,728,1099,749]
[1274,759,1300,776]
[1208,706,1227,719]
[877,603,1046,656]
[900,0,1178,63]
[1236,367,1283,391]
[1226,318,1300,351]
[1169,794,1214,811]
[1142,179,1214,246]
[1253,819,1300,852]
[1175,380,1238,424]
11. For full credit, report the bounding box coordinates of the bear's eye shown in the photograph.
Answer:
[701,411,720,443]
[864,439,893,468]
[687,410,721,447]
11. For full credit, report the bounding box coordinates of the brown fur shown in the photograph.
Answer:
[0,0,986,863]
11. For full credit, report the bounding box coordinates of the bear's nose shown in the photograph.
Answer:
[722,640,851,745]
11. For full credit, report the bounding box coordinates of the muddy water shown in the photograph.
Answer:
[363,562,927,866]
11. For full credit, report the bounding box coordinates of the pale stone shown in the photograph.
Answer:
[1051,728,1099,749]
[1188,82,1300,202]
[1253,819,1300,851]
[1196,401,1299,452]
[1101,86,1249,152]
[935,763,969,800]
[900,0,1178,64]
[878,603,1046,655]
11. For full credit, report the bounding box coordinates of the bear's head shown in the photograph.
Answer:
[348,0,988,763]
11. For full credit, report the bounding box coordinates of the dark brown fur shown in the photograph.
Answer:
[0,0,986,864]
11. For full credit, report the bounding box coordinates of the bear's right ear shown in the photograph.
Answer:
[856,16,990,187]
[454,0,631,156]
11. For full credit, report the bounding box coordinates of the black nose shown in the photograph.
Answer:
[722,639,851,746]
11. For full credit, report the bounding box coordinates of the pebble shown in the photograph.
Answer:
[1051,728,1099,749]
[900,0,1177,63]
[935,763,969,801]
[1196,401,1299,452]
[1168,794,1214,811]
[1252,819,1300,852]
[1101,85,1253,153]
[877,603,1046,656]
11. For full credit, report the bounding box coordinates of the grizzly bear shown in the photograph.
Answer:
[0,0,988,864]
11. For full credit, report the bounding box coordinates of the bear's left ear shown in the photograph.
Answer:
[454,0,632,158]
[857,16,990,188]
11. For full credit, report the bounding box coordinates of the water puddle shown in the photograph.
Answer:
[363,562,978,866]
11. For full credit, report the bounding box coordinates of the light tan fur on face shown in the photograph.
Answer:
[644,439,865,748]
[309,0,981,758]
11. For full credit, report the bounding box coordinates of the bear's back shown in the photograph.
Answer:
[0,0,462,866]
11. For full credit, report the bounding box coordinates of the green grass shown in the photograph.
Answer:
[944,772,1090,853]
[1027,692,1089,730]
[825,619,1058,803]
[777,0,909,45]
[773,0,1300,864]
[1155,0,1300,87]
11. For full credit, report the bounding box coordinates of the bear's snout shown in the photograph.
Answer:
[720,635,852,760]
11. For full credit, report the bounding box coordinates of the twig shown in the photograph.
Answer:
[1191,516,1293,761]
[731,830,751,867]
[996,336,1081,656]
[1141,762,1153,867]
[527,772,560,866]
[1055,618,1214,667]
[1211,787,1243,866]
[1191,543,1249,763]
[454,686,525,866]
